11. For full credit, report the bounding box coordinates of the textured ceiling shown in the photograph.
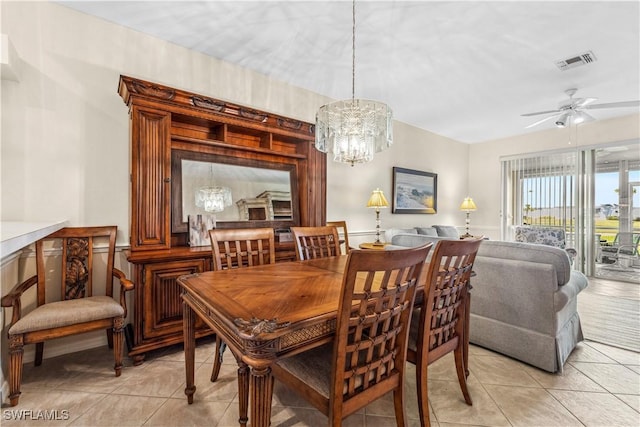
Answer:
[58,0,640,143]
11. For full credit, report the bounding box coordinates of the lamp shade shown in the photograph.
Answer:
[367,188,389,208]
[460,197,477,212]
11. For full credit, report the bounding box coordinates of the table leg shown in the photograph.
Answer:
[237,360,249,427]
[183,301,196,404]
[249,366,274,427]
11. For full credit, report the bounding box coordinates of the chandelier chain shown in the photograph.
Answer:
[351,0,355,101]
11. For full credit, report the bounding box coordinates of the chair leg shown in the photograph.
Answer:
[415,360,431,427]
[454,344,472,405]
[113,317,124,377]
[107,326,114,349]
[34,342,44,366]
[210,337,227,382]
[8,335,24,406]
[393,385,408,427]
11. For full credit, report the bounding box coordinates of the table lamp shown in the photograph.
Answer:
[460,197,477,238]
[367,188,389,244]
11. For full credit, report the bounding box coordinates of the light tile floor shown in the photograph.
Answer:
[2,338,639,426]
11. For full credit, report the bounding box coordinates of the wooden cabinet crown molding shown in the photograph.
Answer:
[118,75,315,141]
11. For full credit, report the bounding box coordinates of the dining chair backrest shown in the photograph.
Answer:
[270,243,433,426]
[290,226,341,260]
[209,228,276,270]
[207,227,277,384]
[326,220,351,254]
[408,237,483,427]
[334,245,431,404]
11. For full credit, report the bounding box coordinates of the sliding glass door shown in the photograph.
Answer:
[501,141,639,282]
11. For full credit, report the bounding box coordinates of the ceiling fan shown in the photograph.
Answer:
[522,88,640,129]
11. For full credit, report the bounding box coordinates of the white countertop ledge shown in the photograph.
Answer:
[1,220,68,258]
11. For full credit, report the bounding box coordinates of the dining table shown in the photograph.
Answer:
[178,255,350,427]
[177,252,471,427]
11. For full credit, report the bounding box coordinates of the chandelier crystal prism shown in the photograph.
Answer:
[314,0,393,166]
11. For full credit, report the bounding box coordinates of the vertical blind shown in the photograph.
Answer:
[501,151,578,243]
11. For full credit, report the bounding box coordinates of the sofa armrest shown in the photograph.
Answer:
[554,270,588,311]
[472,256,559,335]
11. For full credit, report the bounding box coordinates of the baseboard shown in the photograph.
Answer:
[22,335,108,363]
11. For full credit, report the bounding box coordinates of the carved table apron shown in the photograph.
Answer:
[178,255,349,427]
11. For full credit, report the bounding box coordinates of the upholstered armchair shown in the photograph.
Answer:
[514,226,577,263]
[1,226,134,406]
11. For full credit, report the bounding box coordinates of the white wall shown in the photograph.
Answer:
[1,1,470,249]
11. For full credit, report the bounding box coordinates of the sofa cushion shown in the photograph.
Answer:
[391,234,437,248]
[477,240,571,285]
[416,227,438,236]
[432,225,459,238]
[514,226,566,249]
[384,228,417,242]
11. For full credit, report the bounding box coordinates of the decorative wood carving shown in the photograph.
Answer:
[64,237,89,300]
[191,95,225,111]
[234,317,291,337]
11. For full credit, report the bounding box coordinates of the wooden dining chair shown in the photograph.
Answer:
[271,244,432,426]
[0,226,134,406]
[290,225,341,260]
[208,227,276,385]
[326,220,351,254]
[407,237,483,427]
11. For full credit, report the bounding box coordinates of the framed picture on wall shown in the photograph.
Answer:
[392,167,437,214]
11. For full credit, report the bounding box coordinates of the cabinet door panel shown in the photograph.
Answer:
[143,259,206,339]
[131,106,171,250]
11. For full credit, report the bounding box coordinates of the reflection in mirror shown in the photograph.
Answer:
[181,160,292,223]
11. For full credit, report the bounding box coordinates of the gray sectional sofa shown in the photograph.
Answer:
[384,228,589,373]
[471,240,588,372]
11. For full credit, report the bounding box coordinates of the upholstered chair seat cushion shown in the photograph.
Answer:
[274,342,390,399]
[9,296,124,335]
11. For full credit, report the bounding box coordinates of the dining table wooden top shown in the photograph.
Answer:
[178,255,349,358]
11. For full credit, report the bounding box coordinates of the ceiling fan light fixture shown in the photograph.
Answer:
[555,111,571,128]
[572,111,586,124]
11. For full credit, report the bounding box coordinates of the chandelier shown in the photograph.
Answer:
[195,164,232,213]
[315,0,393,166]
[195,186,232,213]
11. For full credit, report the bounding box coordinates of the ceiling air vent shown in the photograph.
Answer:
[555,51,597,71]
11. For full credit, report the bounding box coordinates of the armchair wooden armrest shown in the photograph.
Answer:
[1,275,38,327]
[113,267,134,317]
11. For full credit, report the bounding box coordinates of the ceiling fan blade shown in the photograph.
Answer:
[585,100,640,110]
[525,114,559,129]
[521,109,562,117]
[574,97,597,108]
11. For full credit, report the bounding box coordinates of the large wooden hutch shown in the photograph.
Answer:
[118,75,326,363]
